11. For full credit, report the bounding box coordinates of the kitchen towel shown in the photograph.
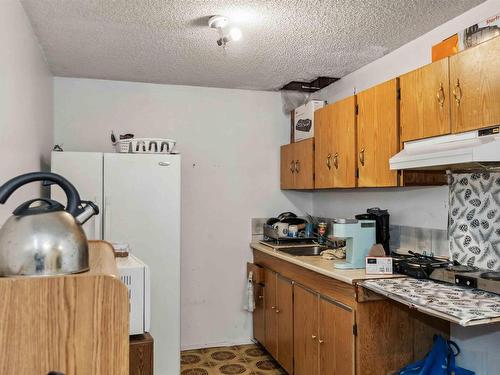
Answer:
[245,271,255,313]
[449,172,500,271]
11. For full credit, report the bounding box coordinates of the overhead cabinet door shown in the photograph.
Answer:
[315,97,356,189]
[293,139,315,189]
[280,144,295,189]
[450,36,500,134]
[400,59,451,142]
[357,79,399,187]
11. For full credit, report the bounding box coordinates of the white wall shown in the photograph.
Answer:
[0,0,53,223]
[313,1,500,373]
[53,77,313,349]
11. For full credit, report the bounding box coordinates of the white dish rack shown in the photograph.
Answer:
[114,138,176,154]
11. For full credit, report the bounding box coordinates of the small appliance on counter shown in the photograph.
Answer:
[355,208,390,255]
[331,218,376,269]
[0,172,99,276]
[116,254,151,335]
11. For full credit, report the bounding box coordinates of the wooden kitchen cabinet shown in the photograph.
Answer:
[262,269,294,373]
[253,283,266,345]
[450,36,500,134]
[264,268,278,357]
[280,138,314,190]
[130,333,154,375]
[315,96,357,188]
[319,297,354,375]
[357,78,399,187]
[294,285,355,375]
[400,58,451,142]
[276,276,294,374]
[294,284,319,375]
[280,143,295,189]
[252,247,450,375]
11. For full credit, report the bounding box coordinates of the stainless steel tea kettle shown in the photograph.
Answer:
[0,172,99,276]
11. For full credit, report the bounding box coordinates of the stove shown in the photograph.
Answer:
[391,251,451,279]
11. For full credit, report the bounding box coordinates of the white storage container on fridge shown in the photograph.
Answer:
[293,100,325,142]
[116,254,151,335]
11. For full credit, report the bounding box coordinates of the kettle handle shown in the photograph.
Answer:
[0,172,82,217]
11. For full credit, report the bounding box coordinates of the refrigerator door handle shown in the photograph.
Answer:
[104,195,111,240]
[158,161,171,167]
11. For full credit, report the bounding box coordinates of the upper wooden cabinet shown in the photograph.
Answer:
[280,139,314,190]
[357,79,399,187]
[400,59,451,142]
[450,36,500,134]
[315,96,357,188]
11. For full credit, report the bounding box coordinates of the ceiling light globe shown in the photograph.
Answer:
[229,27,242,41]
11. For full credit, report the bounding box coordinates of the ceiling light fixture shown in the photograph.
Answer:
[208,15,242,49]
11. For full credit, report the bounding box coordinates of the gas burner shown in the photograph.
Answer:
[480,272,500,281]
[447,264,479,273]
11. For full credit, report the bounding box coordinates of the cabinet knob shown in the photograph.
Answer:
[333,152,339,169]
[295,160,300,173]
[453,79,462,106]
[319,339,324,344]
[271,306,276,310]
[326,154,332,170]
[275,309,280,313]
[289,161,295,173]
[437,82,445,108]
[311,335,317,340]
[359,148,365,166]
[258,295,263,299]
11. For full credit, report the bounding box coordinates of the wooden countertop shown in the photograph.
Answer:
[87,240,119,277]
[251,241,404,285]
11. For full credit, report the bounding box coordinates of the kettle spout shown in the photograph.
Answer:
[76,201,99,225]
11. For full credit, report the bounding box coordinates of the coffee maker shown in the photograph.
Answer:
[355,208,390,255]
[332,218,376,269]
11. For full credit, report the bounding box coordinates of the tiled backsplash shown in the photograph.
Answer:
[389,225,448,257]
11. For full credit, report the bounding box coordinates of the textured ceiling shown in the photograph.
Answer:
[21,0,484,91]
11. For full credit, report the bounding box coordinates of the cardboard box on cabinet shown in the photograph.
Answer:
[293,100,325,142]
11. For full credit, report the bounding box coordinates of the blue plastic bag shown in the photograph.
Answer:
[398,335,474,375]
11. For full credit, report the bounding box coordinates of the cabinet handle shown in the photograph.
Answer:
[289,161,295,173]
[333,152,339,169]
[271,306,276,310]
[437,83,445,108]
[275,309,280,313]
[359,148,365,166]
[453,79,462,106]
[311,335,317,340]
[319,339,324,344]
[326,154,332,170]
[258,295,263,299]
[295,160,300,173]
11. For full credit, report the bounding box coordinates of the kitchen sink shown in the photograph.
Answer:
[277,246,326,256]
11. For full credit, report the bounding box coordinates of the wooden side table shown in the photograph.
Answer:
[130,333,154,375]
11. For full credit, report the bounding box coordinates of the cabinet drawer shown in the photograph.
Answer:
[247,262,265,284]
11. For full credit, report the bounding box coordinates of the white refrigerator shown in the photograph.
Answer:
[51,152,181,375]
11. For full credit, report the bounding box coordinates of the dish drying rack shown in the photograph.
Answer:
[114,138,176,154]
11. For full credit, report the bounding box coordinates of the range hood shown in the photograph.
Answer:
[390,126,500,171]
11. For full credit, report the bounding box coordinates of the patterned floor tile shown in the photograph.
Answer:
[181,344,286,375]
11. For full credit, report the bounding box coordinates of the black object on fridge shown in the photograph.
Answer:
[355,208,390,255]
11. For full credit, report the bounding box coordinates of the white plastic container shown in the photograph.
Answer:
[114,138,176,154]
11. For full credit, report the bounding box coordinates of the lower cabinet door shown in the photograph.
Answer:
[276,276,294,374]
[253,284,266,345]
[294,284,319,375]
[264,269,278,358]
[319,297,355,375]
